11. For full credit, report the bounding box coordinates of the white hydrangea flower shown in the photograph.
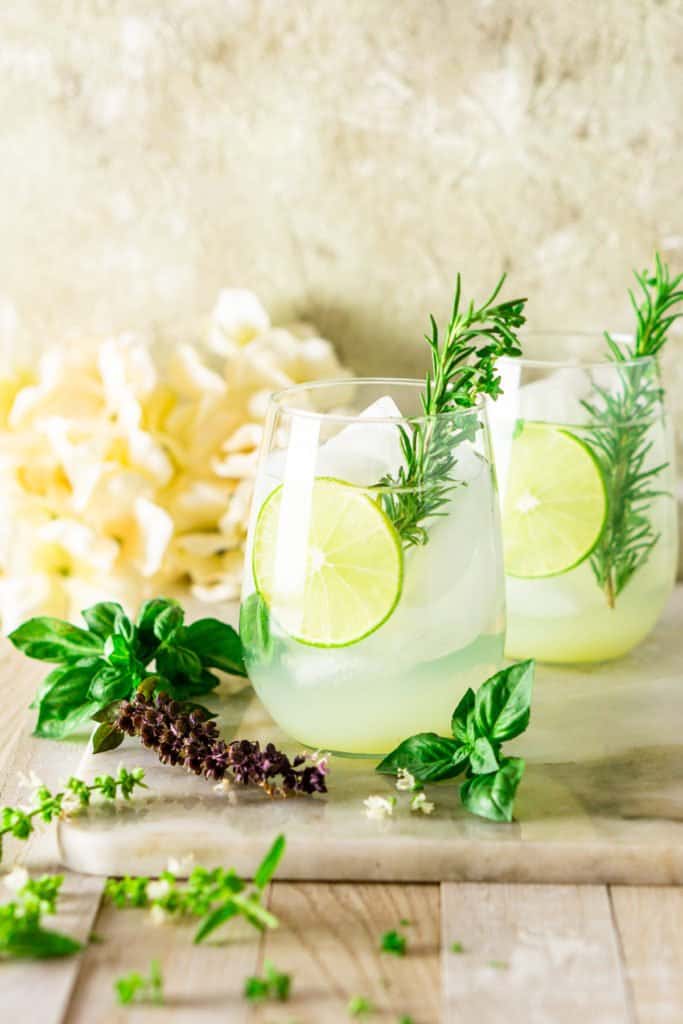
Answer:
[363,795,397,821]
[410,792,435,815]
[208,289,270,356]
[0,290,346,626]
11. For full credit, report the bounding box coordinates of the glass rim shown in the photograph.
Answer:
[507,331,657,371]
[268,377,485,425]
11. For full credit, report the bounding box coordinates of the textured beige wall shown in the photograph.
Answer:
[0,0,682,573]
[1,0,682,372]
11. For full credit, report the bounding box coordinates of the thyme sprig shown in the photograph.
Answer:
[0,766,146,864]
[380,273,526,546]
[583,254,683,606]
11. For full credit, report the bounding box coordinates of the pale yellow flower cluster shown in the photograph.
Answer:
[0,289,346,631]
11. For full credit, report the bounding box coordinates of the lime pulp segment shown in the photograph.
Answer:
[502,421,607,578]
[252,477,403,647]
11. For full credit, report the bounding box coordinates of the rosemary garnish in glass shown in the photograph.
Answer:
[379,273,527,546]
[582,254,683,608]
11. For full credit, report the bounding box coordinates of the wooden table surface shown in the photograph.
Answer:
[2,591,683,1023]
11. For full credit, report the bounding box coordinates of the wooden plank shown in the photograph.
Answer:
[611,886,683,1024]
[1,870,102,1019]
[441,882,631,1023]
[64,901,262,1023]
[252,881,441,1023]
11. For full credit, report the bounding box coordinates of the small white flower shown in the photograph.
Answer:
[167,853,195,877]
[149,904,168,927]
[3,866,29,892]
[147,879,171,901]
[396,768,418,792]
[410,792,435,815]
[363,795,396,821]
[60,791,82,817]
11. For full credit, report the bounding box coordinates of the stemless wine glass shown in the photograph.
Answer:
[240,378,506,756]
[487,333,678,664]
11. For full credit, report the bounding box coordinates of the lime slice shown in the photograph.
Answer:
[252,477,403,647]
[502,421,607,578]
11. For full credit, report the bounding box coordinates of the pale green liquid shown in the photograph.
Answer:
[244,628,505,755]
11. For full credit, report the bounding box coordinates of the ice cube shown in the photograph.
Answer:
[314,395,404,485]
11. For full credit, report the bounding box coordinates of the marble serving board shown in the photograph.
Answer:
[58,590,683,884]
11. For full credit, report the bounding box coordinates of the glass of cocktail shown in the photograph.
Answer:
[240,378,506,755]
[488,333,678,663]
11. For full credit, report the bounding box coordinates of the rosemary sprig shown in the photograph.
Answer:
[582,254,683,607]
[379,273,526,546]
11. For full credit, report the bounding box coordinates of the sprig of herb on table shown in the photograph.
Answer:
[111,690,329,795]
[105,834,285,944]
[376,660,534,823]
[244,959,292,1002]
[582,253,683,607]
[0,766,146,864]
[380,928,407,956]
[379,273,526,546]
[9,598,246,741]
[0,872,81,959]
[115,960,164,1006]
[348,995,375,1018]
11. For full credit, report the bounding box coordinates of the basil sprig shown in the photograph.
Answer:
[376,660,534,822]
[9,598,246,743]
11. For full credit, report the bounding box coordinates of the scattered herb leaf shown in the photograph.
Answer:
[115,959,164,1005]
[380,929,407,956]
[0,873,81,960]
[244,960,292,1002]
[348,994,375,1017]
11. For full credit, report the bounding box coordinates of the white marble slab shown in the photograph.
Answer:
[58,589,683,883]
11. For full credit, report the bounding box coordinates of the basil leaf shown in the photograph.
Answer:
[9,618,103,663]
[473,660,534,743]
[468,736,499,775]
[88,664,134,703]
[92,721,125,754]
[156,645,203,684]
[35,700,103,740]
[240,593,275,666]
[194,901,239,945]
[0,925,82,959]
[460,757,525,823]
[153,604,184,644]
[103,634,136,668]
[253,834,286,890]
[376,733,468,783]
[450,688,475,743]
[160,669,220,700]
[113,610,135,645]
[81,602,125,639]
[92,700,124,723]
[33,662,103,739]
[136,598,184,662]
[184,618,247,677]
[30,662,100,710]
